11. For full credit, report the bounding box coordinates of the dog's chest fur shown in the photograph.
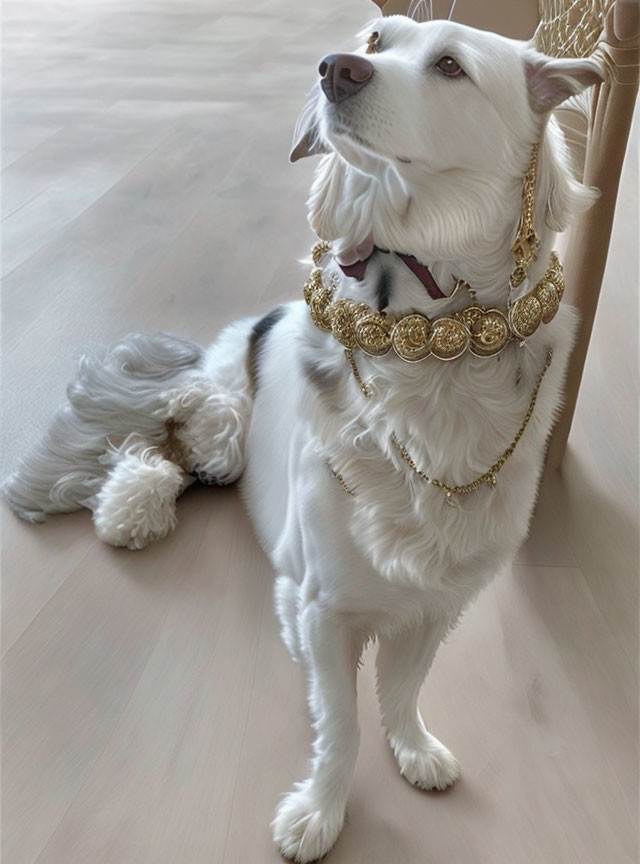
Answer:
[297,256,577,617]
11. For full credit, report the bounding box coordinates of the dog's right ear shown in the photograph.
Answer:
[524,51,604,114]
[290,85,331,162]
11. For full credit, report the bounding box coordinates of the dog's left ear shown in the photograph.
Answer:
[290,85,331,162]
[525,52,604,113]
[290,129,330,162]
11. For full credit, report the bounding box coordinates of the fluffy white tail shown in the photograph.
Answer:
[2,332,204,523]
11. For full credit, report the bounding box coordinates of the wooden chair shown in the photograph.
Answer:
[372,0,639,467]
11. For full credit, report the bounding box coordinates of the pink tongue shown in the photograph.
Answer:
[338,259,369,279]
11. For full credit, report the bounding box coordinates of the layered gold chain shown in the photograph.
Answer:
[314,144,556,504]
[332,347,553,505]
[304,147,562,362]
[390,348,553,504]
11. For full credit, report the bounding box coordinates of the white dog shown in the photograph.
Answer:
[4,15,603,862]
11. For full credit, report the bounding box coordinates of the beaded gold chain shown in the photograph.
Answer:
[510,144,541,288]
[336,347,553,505]
[390,349,553,504]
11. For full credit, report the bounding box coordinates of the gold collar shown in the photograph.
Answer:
[304,145,565,362]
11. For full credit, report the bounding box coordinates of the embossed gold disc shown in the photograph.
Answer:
[459,307,510,357]
[309,285,335,331]
[355,312,394,356]
[509,294,543,339]
[391,314,432,362]
[329,299,368,348]
[534,281,560,324]
[430,317,470,361]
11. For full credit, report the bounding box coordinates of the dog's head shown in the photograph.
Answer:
[292,16,602,264]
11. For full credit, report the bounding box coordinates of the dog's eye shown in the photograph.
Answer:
[366,31,381,54]
[435,56,464,77]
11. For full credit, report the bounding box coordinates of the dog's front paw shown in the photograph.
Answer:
[272,780,345,862]
[392,733,460,791]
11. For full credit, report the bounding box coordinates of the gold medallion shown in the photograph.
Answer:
[355,312,394,356]
[509,294,543,339]
[430,317,471,360]
[534,280,560,323]
[464,308,510,357]
[391,314,432,362]
[308,283,335,331]
[329,299,368,348]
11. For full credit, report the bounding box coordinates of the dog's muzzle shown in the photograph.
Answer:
[318,53,373,104]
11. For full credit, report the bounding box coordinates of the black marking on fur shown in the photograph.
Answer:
[375,261,393,311]
[303,358,341,390]
[248,306,285,393]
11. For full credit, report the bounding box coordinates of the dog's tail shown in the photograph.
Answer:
[2,332,205,523]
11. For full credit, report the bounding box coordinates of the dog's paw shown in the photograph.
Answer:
[392,733,460,791]
[272,780,345,862]
[92,449,184,550]
[192,467,220,486]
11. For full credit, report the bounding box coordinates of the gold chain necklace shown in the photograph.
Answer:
[316,144,555,504]
[304,147,564,362]
[305,241,563,362]
[336,346,553,505]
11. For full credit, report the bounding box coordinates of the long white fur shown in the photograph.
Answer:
[2,16,604,863]
[3,323,255,545]
[2,332,204,522]
[243,18,601,861]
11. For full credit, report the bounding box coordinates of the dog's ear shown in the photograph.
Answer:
[290,85,331,162]
[524,52,604,114]
[290,128,330,162]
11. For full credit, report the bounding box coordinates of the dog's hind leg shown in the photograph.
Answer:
[376,615,460,791]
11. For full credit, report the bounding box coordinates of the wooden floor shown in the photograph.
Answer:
[2,1,638,862]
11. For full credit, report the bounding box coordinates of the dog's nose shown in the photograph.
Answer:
[318,53,374,104]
